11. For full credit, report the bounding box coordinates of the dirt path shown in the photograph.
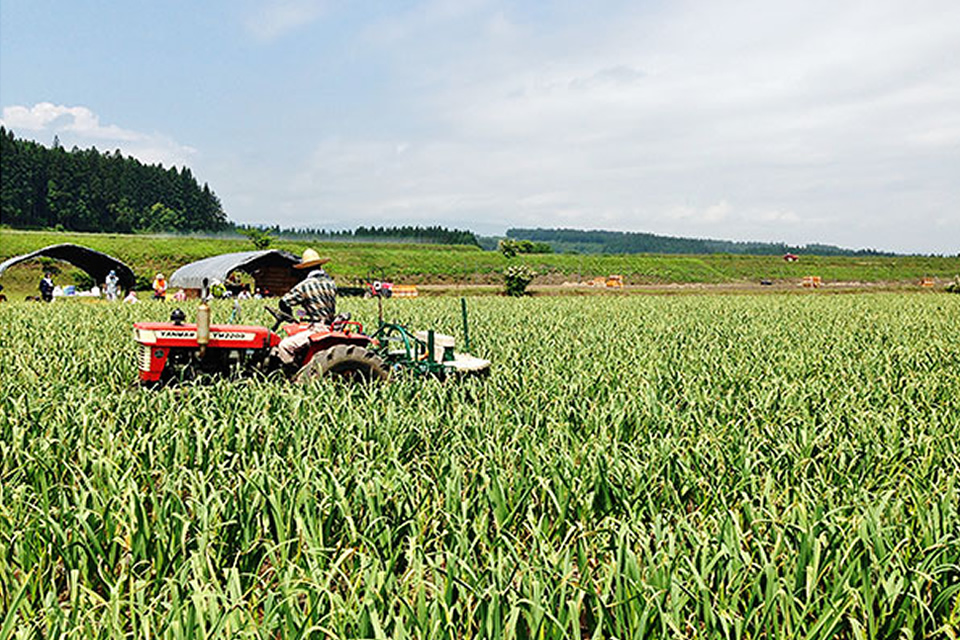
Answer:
[412,280,927,296]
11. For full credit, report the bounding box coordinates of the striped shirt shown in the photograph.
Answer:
[281,270,337,322]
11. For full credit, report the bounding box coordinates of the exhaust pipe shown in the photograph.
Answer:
[461,297,470,352]
[197,278,211,357]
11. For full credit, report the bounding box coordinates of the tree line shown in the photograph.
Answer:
[1,127,228,233]
[497,238,553,256]
[507,228,896,256]
[235,224,481,247]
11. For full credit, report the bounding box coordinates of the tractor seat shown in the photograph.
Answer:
[414,331,456,361]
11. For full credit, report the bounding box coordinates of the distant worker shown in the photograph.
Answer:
[172,288,187,302]
[152,273,167,300]
[273,249,336,372]
[105,270,120,301]
[39,272,55,302]
[124,290,139,304]
[210,280,226,298]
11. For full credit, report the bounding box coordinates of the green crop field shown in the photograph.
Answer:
[1,292,958,638]
[2,229,959,297]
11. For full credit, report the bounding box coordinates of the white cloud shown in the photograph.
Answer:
[1,103,197,168]
[569,65,647,92]
[244,0,330,42]
[220,0,959,252]
[2,103,140,140]
[667,202,733,224]
[751,209,801,224]
[362,0,491,46]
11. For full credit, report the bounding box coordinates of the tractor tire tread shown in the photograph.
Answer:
[295,344,389,383]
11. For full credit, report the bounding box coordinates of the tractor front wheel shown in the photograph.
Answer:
[294,345,389,383]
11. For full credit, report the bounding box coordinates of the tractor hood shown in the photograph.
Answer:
[133,322,279,349]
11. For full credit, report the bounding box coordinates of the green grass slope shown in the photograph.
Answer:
[1,229,958,295]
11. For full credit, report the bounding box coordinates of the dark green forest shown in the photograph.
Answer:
[507,227,896,256]
[0,127,228,233]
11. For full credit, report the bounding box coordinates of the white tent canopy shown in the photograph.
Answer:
[169,250,299,290]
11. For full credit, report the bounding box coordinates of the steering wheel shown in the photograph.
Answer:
[265,306,295,331]
[330,311,351,331]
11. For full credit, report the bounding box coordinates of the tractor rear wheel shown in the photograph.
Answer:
[294,344,389,383]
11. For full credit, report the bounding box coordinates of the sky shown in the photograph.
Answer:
[1,0,958,254]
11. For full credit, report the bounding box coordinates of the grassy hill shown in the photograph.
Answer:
[1,229,958,295]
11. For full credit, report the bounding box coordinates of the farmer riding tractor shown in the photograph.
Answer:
[132,253,489,386]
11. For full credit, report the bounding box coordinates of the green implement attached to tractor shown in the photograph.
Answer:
[371,298,490,378]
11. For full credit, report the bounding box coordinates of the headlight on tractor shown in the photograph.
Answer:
[134,328,157,345]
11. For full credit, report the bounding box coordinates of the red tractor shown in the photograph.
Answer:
[338,269,395,299]
[134,305,390,385]
[133,295,489,386]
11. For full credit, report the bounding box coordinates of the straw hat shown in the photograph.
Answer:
[294,248,331,269]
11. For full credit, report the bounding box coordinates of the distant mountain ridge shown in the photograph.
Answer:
[506,228,897,256]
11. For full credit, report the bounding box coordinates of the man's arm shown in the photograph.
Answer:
[319,277,337,318]
[279,281,305,315]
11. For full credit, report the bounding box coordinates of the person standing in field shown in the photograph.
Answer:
[273,249,336,373]
[152,273,167,300]
[105,270,120,301]
[39,272,55,302]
